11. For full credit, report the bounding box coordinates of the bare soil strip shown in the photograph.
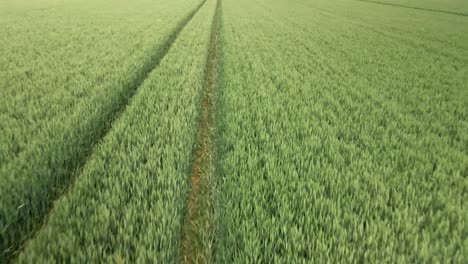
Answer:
[180,0,221,262]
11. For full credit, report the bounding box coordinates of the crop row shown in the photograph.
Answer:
[0,0,205,259]
[215,0,467,262]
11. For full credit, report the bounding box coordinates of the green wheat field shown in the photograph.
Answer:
[1,0,467,262]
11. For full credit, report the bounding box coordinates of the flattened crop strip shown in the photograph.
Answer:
[180,0,221,262]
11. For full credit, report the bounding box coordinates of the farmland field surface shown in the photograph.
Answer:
[0,0,205,259]
[1,0,467,262]
[216,0,467,262]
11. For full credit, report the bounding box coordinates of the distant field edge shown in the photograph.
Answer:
[0,0,207,261]
[357,0,468,16]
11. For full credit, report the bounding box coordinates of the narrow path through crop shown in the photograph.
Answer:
[180,0,221,262]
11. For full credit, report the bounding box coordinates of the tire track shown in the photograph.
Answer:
[180,0,221,262]
[358,0,468,17]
